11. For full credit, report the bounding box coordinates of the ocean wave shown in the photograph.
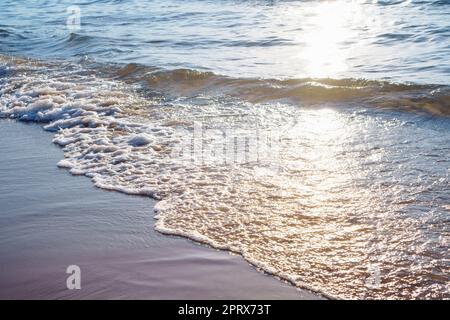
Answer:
[0,28,27,41]
[1,56,449,299]
[106,63,450,115]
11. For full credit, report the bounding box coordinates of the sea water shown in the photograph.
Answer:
[0,0,449,299]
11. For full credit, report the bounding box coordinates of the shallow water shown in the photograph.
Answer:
[0,120,313,299]
[0,0,449,299]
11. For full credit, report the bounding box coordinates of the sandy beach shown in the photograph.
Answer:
[0,120,321,299]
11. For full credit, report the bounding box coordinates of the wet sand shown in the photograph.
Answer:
[0,120,321,299]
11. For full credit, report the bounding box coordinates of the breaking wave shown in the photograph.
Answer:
[1,55,449,299]
[95,61,450,116]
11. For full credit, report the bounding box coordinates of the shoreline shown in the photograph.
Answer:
[0,119,323,299]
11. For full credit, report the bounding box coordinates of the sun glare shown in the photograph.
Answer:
[297,1,366,78]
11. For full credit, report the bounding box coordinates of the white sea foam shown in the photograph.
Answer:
[1,57,449,300]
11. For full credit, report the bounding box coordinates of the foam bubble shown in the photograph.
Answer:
[128,134,153,147]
